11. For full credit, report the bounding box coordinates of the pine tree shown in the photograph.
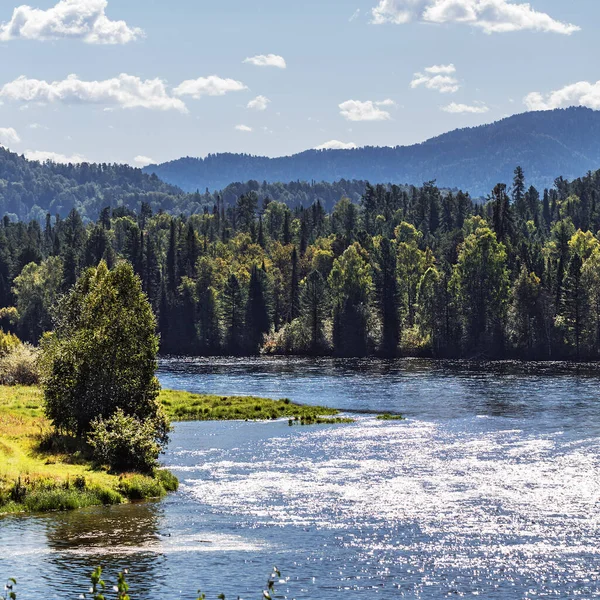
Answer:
[374,237,400,357]
[222,273,244,355]
[300,270,328,354]
[245,265,271,353]
[289,247,300,322]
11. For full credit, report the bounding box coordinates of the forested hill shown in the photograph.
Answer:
[0,145,408,220]
[144,107,600,196]
[0,147,190,221]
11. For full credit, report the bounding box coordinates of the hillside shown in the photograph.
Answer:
[0,148,190,221]
[144,107,600,196]
[0,146,407,220]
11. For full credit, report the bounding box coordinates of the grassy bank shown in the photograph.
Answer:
[1,386,349,515]
[160,389,342,422]
[0,386,179,515]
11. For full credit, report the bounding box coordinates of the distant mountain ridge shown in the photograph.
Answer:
[144,107,600,196]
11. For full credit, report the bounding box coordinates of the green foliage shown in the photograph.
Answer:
[88,409,168,474]
[117,474,167,500]
[41,261,165,438]
[5,156,600,360]
[0,329,20,356]
[0,343,40,385]
[12,256,63,342]
[450,218,510,354]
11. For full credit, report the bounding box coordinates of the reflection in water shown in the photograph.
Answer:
[3,503,166,598]
[3,359,600,599]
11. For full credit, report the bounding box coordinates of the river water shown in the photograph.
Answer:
[2,358,600,599]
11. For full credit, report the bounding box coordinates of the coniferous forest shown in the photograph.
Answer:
[2,163,600,361]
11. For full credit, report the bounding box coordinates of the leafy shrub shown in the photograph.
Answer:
[88,409,169,474]
[0,329,21,356]
[0,343,40,385]
[118,475,166,500]
[155,469,179,492]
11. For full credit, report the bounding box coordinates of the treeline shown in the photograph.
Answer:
[3,166,600,360]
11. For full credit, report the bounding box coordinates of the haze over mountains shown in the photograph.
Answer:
[144,107,600,197]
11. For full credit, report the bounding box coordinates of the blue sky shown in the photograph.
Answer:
[0,0,595,166]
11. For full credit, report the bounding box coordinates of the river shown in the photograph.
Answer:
[2,358,600,598]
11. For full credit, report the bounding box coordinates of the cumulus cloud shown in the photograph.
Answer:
[243,54,287,69]
[316,140,358,150]
[0,127,21,147]
[371,0,579,35]
[0,0,143,44]
[524,81,600,111]
[173,76,247,99]
[339,100,393,121]
[134,155,155,167]
[25,149,86,163]
[0,73,187,112]
[247,95,270,111]
[411,65,460,93]
[442,101,489,113]
[235,124,253,132]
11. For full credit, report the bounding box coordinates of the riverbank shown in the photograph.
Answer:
[0,386,344,515]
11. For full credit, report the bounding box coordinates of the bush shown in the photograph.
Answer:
[0,343,40,385]
[0,328,21,356]
[88,409,169,474]
[118,474,166,500]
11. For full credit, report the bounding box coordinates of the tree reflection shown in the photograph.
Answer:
[41,502,166,598]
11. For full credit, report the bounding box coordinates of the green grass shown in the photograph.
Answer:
[1,386,348,515]
[0,386,178,515]
[160,389,343,422]
[377,413,405,421]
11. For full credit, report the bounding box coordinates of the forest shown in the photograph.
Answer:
[146,107,600,196]
[0,145,393,220]
[1,163,600,361]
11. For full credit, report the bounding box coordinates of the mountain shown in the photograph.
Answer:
[144,107,600,197]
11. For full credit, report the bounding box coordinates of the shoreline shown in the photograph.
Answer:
[0,386,347,517]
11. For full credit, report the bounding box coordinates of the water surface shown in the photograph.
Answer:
[2,358,600,598]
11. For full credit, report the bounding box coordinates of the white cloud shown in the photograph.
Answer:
[316,140,358,150]
[339,99,393,121]
[235,124,253,132]
[349,9,361,22]
[25,149,86,163]
[411,65,460,93]
[0,0,143,44]
[442,101,489,113]
[0,73,187,112]
[425,63,456,74]
[173,76,247,99]
[243,54,287,69]
[133,155,155,167]
[524,81,600,111]
[29,122,47,129]
[0,127,21,147]
[247,95,270,111]
[371,0,579,35]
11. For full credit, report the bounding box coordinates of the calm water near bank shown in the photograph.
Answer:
[2,358,600,598]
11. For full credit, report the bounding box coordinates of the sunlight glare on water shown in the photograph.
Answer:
[2,358,600,599]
